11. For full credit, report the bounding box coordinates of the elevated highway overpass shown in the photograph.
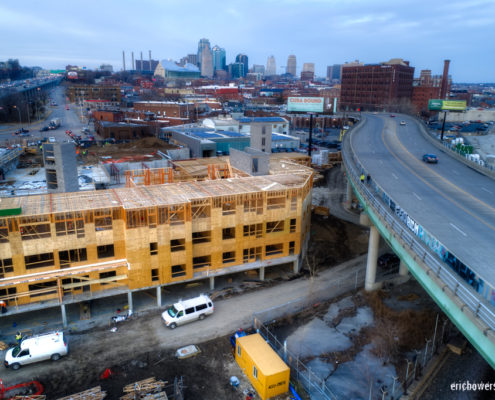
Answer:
[343,113,495,368]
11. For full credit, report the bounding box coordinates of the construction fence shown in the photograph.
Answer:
[253,265,366,400]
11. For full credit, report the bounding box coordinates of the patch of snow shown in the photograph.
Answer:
[323,296,355,323]
[287,318,352,358]
[336,306,374,335]
[325,344,399,400]
[306,357,335,380]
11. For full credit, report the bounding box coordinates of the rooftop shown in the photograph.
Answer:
[0,156,312,217]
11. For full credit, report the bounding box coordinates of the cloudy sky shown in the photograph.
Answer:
[1,0,493,82]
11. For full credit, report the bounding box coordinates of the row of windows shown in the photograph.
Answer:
[148,221,296,255]
[24,245,114,270]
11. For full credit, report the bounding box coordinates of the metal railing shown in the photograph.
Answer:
[253,267,366,400]
[342,119,495,334]
[419,122,495,176]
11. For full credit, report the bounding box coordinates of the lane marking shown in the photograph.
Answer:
[380,123,495,235]
[450,223,467,237]
[392,173,398,180]
[413,192,422,201]
[482,187,492,194]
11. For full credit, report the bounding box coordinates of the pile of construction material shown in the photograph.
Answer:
[57,386,106,399]
[120,377,167,400]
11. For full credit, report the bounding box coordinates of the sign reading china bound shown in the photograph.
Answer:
[287,97,324,113]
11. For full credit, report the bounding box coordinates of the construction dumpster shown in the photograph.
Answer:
[235,333,290,400]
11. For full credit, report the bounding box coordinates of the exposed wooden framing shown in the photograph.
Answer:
[0,154,313,308]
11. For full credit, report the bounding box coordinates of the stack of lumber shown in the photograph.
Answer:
[57,386,106,399]
[120,378,167,400]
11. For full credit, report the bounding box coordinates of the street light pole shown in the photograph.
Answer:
[13,105,22,129]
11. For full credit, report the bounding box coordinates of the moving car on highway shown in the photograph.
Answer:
[422,154,438,163]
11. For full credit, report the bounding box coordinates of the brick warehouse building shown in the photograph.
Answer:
[340,58,414,111]
[133,101,196,125]
[0,156,312,326]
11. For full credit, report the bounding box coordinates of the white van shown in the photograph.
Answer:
[161,294,214,329]
[4,331,68,370]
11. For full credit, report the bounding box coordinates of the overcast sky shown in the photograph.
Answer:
[1,0,493,82]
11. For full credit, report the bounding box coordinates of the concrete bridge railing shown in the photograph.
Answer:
[342,117,495,368]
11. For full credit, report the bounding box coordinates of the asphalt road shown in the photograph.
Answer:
[351,113,495,285]
[0,85,92,144]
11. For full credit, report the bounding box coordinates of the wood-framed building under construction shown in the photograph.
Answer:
[0,155,313,324]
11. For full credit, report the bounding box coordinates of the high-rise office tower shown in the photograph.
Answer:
[252,64,265,75]
[331,64,342,80]
[287,55,296,76]
[235,54,249,77]
[197,38,214,78]
[229,62,245,79]
[302,63,315,73]
[212,46,226,72]
[266,55,276,76]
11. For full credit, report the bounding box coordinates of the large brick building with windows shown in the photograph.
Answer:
[340,59,414,111]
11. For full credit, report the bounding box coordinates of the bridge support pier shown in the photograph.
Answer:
[345,170,353,209]
[365,225,382,291]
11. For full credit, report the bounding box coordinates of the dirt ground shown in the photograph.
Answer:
[81,137,177,164]
[26,212,366,400]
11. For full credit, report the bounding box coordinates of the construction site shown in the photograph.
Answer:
[0,148,315,319]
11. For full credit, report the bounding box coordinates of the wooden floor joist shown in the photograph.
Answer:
[56,386,106,400]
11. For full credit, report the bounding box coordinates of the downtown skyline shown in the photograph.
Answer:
[1,0,494,82]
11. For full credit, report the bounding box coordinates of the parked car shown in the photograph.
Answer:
[48,137,56,143]
[390,114,395,118]
[422,154,438,163]
[161,294,214,329]
[4,331,68,370]
[378,253,400,270]
[400,121,406,126]
[39,126,49,132]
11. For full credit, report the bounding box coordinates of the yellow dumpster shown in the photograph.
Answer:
[235,333,290,400]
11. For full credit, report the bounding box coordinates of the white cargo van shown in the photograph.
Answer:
[161,294,214,329]
[4,331,68,370]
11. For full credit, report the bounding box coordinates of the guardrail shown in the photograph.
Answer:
[418,122,495,179]
[342,119,495,334]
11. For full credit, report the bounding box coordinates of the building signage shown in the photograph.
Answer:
[287,97,324,113]
[428,99,466,111]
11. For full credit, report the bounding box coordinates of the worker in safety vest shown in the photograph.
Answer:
[0,299,6,313]
[360,173,365,183]
[15,331,22,344]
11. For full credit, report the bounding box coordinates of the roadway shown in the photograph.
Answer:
[0,85,92,144]
[351,113,495,286]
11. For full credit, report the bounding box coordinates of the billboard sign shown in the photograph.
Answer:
[287,97,324,113]
[428,99,466,111]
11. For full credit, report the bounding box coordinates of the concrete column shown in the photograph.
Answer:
[156,286,162,307]
[365,226,382,291]
[345,176,353,208]
[259,267,265,281]
[399,260,409,276]
[293,258,300,274]
[209,277,215,290]
[127,291,133,313]
[61,304,67,328]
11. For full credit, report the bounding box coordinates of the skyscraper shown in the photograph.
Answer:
[235,54,248,77]
[197,38,213,78]
[331,64,342,80]
[287,55,296,76]
[212,46,226,72]
[229,62,245,79]
[266,55,276,76]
